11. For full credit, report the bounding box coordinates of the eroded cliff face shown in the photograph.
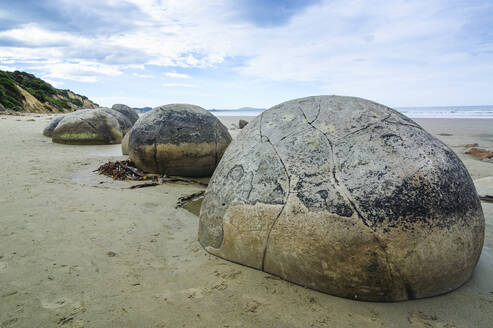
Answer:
[14,85,98,113]
[0,70,98,113]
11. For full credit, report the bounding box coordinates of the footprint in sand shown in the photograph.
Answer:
[0,262,7,273]
[41,297,74,310]
[408,311,461,328]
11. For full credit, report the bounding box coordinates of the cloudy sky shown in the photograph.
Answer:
[0,0,492,108]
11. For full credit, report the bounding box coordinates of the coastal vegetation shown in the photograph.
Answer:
[0,70,97,112]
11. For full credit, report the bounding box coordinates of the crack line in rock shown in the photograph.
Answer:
[79,117,99,134]
[278,127,313,143]
[298,105,405,299]
[309,102,321,124]
[336,113,423,141]
[337,114,392,140]
[258,115,291,271]
[382,116,423,130]
[246,173,254,201]
[297,106,373,227]
[260,137,290,271]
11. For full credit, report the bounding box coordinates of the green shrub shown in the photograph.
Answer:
[68,98,83,107]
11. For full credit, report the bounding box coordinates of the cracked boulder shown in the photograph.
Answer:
[52,109,123,145]
[198,95,485,302]
[112,104,139,125]
[128,104,232,177]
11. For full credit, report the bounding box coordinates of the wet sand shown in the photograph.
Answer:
[0,115,492,327]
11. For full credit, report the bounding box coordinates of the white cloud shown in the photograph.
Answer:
[41,78,63,87]
[31,61,123,82]
[0,65,16,71]
[133,73,154,78]
[165,72,190,79]
[163,83,198,88]
[0,24,86,47]
[0,0,491,106]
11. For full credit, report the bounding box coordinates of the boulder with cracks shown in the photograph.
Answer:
[198,95,485,302]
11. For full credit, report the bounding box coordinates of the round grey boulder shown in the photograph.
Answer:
[128,104,232,177]
[198,95,485,302]
[42,109,94,137]
[52,109,123,145]
[239,119,248,129]
[112,104,139,125]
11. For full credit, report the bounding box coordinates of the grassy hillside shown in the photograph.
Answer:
[0,70,98,112]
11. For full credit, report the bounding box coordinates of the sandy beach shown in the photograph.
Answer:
[0,114,492,328]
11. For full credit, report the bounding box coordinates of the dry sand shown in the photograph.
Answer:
[0,115,492,328]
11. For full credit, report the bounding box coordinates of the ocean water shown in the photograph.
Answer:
[397,106,493,119]
[207,105,493,119]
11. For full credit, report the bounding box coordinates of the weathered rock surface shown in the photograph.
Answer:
[121,129,131,155]
[42,109,94,137]
[52,109,123,145]
[43,115,66,137]
[99,107,133,135]
[198,95,485,301]
[112,104,139,125]
[128,104,232,177]
[239,119,248,129]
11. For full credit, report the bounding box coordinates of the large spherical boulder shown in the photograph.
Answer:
[52,109,123,145]
[112,104,139,124]
[198,95,485,301]
[128,104,232,177]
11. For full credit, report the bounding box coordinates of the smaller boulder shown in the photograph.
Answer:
[112,104,139,125]
[99,107,133,135]
[52,109,122,145]
[239,119,248,129]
